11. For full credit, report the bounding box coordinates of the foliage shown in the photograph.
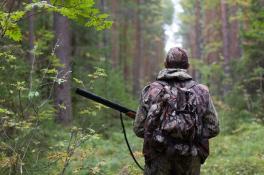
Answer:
[0,0,264,174]
[239,0,264,122]
[0,0,112,174]
[66,122,144,175]
[0,0,111,41]
[179,1,264,174]
[21,120,262,175]
[191,59,225,96]
[180,0,264,125]
[72,59,137,134]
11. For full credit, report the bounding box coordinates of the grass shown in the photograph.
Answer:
[69,119,144,175]
[63,119,264,175]
[201,123,264,175]
[12,118,263,175]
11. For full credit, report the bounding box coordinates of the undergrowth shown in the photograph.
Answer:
[25,119,264,175]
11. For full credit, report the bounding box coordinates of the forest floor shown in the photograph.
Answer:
[59,119,264,175]
[4,118,263,175]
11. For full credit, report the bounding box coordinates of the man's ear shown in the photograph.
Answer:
[186,63,190,69]
[164,61,167,68]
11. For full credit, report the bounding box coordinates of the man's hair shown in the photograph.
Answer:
[164,47,189,69]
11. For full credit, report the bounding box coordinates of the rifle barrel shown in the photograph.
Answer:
[75,88,136,119]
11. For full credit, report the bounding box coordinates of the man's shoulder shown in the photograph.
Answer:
[142,81,164,93]
[140,81,165,101]
[196,84,209,92]
[192,82,210,97]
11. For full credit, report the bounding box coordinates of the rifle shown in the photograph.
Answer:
[75,88,136,119]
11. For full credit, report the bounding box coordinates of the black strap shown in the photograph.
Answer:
[119,113,144,171]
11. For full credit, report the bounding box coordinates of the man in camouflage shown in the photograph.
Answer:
[133,47,220,175]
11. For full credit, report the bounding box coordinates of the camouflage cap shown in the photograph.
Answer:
[165,47,189,69]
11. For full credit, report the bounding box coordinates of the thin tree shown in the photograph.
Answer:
[28,0,34,60]
[54,12,72,123]
[110,0,119,69]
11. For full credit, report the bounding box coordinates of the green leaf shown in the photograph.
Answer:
[10,11,25,21]
[28,91,40,99]
[0,108,13,115]
[5,24,22,41]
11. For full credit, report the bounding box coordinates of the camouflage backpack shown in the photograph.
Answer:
[144,80,202,154]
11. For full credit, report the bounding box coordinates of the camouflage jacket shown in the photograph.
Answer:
[133,68,220,163]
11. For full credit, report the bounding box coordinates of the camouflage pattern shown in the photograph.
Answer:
[133,68,219,174]
[159,81,200,141]
[157,69,192,80]
[144,155,201,175]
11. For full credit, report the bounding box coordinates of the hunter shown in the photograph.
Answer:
[133,47,220,175]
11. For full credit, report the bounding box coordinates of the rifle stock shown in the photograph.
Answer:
[75,88,136,119]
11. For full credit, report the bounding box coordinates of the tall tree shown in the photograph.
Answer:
[120,8,131,81]
[143,0,164,82]
[110,0,119,69]
[100,0,109,59]
[132,0,142,95]
[229,2,241,59]
[203,0,222,63]
[192,0,202,80]
[221,0,229,64]
[28,0,35,62]
[221,0,230,93]
[54,13,72,123]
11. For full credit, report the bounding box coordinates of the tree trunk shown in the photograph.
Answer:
[54,12,72,124]
[100,0,108,59]
[132,0,142,95]
[194,0,202,80]
[203,1,222,64]
[221,0,230,93]
[28,0,34,61]
[229,3,241,59]
[122,15,130,81]
[190,0,202,80]
[110,0,119,69]
[5,0,15,12]
[221,0,229,65]
[28,0,35,90]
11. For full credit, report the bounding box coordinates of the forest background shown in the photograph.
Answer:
[0,0,263,174]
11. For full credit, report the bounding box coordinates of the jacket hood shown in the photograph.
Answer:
[156,68,192,81]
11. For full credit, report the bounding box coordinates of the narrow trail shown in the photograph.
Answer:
[164,0,183,51]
